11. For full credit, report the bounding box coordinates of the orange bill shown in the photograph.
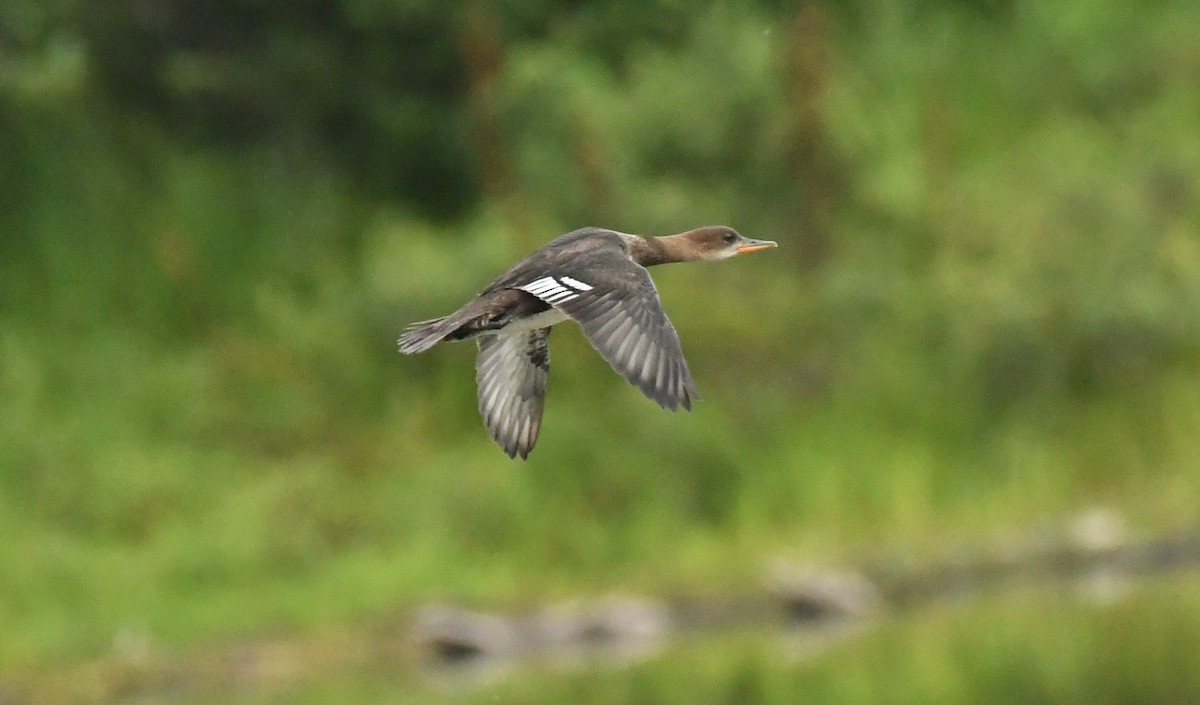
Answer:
[737,237,778,254]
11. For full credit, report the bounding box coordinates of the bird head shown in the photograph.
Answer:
[677,226,778,261]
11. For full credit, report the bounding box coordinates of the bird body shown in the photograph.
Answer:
[399,226,776,458]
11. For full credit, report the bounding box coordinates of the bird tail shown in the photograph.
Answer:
[398,316,457,354]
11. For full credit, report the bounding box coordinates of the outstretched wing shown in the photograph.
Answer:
[514,258,698,411]
[475,329,551,459]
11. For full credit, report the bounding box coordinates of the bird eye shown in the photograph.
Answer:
[723,232,738,244]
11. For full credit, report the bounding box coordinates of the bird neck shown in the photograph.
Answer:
[629,233,694,267]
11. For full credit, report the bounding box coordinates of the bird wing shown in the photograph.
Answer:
[475,328,551,459]
[513,255,698,411]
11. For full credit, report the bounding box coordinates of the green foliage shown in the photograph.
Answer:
[2,0,1200,700]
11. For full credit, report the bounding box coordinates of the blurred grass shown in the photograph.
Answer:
[2,0,1200,700]
[77,574,1199,705]
[454,577,1200,705]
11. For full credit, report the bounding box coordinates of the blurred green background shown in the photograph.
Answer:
[3,0,1200,702]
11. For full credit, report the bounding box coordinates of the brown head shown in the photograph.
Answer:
[636,225,777,266]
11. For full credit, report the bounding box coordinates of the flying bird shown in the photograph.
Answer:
[398,226,777,458]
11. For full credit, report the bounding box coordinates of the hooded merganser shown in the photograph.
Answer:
[398,226,777,458]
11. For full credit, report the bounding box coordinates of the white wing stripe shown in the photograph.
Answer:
[522,275,594,297]
[519,276,585,305]
[561,276,594,291]
[522,277,559,293]
[543,290,578,304]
